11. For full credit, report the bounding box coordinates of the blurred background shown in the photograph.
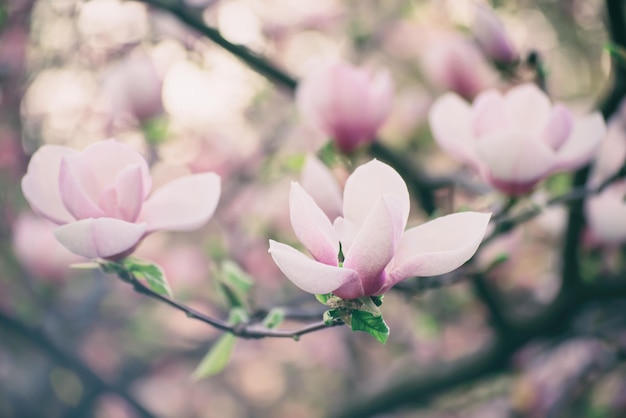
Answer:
[1,0,626,417]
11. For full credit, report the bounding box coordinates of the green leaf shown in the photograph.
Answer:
[315,293,332,304]
[123,258,172,298]
[191,333,237,379]
[317,141,337,165]
[323,308,342,326]
[142,117,169,145]
[350,310,390,344]
[262,308,285,329]
[218,261,253,308]
[228,307,249,325]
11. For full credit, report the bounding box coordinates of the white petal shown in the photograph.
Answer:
[268,240,360,295]
[385,212,491,288]
[300,155,343,221]
[554,112,606,172]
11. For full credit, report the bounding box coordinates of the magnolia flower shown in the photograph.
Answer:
[585,117,626,245]
[268,159,490,299]
[21,139,221,259]
[429,83,606,195]
[296,62,394,153]
[472,3,518,64]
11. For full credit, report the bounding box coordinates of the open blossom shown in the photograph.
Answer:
[21,139,220,259]
[296,62,394,153]
[268,159,490,299]
[429,83,606,195]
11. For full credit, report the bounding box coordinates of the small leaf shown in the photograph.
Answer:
[323,308,342,326]
[219,260,253,308]
[357,297,381,316]
[315,293,332,304]
[350,310,390,344]
[142,117,169,145]
[192,333,237,379]
[228,307,249,325]
[370,295,384,307]
[124,258,172,298]
[262,308,285,329]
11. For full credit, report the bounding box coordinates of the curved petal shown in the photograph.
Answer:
[385,212,491,289]
[300,155,343,221]
[343,195,405,296]
[471,89,509,138]
[343,159,409,229]
[289,182,339,266]
[476,130,556,183]
[79,140,152,199]
[585,183,626,245]
[54,218,146,259]
[268,240,360,295]
[428,93,480,166]
[59,156,106,220]
[114,164,145,222]
[139,172,220,233]
[365,69,394,129]
[21,145,76,224]
[541,104,574,151]
[504,83,551,137]
[553,112,606,171]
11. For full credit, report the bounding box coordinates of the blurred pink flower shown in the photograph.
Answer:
[585,117,626,245]
[269,159,490,299]
[12,212,84,281]
[21,139,221,259]
[429,83,605,195]
[296,62,393,153]
[420,33,497,100]
[472,3,519,64]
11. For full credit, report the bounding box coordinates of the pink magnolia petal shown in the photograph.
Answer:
[585,183,626,245]
[79,140,152,199]
[289,182,339,266]
[542,104,574,151]
[344,195,405,296]
[385,212,491,289]
[139,172,220,233]
[333,216,358,254]
[296,63,334,135]
[21,145,76,224]
[504,84,551,137]
[300,155,343,221]
[476,130,556,183]
[268,240,360,295]
[343,159,410,229]
[471,89,509,138]
[365,69,394,128]
[553,112,606,171]
[59,157,106,220]
[588,119,626,187]
[54,218,147,259]
[114,165,145,222]
[428,93,480,166]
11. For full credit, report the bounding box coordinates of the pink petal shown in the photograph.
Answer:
[585,183,626,245]
[21,145,76,224]
[139,172,220,233]
[385,212,491,289]
[365,69,394,129]
[471,89,509,138]
[59,156,106,220]
[476,130,556,183]
[342,159,410,230]
[588,119,626,186]
[268,240,360,295]
[541,104,574,151]
[504,84,551,137]
[289,182,339,266]
[114,165,145,222]
[54,218,147,259]
[343,195,405,296]
[296,63,334,136]
[79,140,152,199]
[300,155,343,221]
[553,112,606,171]
[428,93,480,166]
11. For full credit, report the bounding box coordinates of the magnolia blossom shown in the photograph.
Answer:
[585,118,626,245]
[296,62,394,153]
[429,83,606,195]
[269,159,490,299]
[472,3,518,64]
[21,139,221,259]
